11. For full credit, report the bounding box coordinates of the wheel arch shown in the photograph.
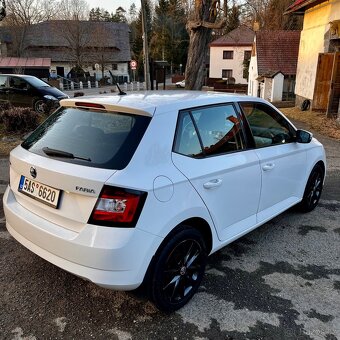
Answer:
[141,217,214,290]
[306,159,326,186]
[315,160,325,177]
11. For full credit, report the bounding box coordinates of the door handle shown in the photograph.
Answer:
[203,179,222,189]
[262,163,275,171]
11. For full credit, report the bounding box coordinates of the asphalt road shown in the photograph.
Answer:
[0,126,339,340]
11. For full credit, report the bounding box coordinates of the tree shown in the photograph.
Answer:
[5,0,58,25]
[3,0,60,57]
[57,20,93,71]
[185,0,228,89]
[132,0,152,80]
[127,3,138,24]
[240,0,302,30]
[57,0,89,20]
[226,1,240,33]
[112,6,127,23]
[151,0,188,73]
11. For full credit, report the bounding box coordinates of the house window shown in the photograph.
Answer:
[222,69,233,78]
[223,51,234,59]
[244,51,251,61]
[112,63,118,70]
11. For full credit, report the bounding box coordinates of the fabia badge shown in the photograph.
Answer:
[30,166,37,179]
[76,186,95,194]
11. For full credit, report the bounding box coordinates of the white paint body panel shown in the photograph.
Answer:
[3,91,326,290]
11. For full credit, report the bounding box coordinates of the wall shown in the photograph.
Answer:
[263,78,272,101]
[50,62,129,81]
[271,73,284,102]
[209,45,252,84]
[295,0,340,100]
[248,41,259,96]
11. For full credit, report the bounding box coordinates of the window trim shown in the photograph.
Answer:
[172,102,250,159]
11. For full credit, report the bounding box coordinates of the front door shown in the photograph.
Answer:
[172,103,261,242]
[239,102,307,223]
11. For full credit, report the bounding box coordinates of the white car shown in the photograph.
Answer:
[175,79,185,88]
[3,91,326,311]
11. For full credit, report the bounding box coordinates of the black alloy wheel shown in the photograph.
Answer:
[299,164,324,212]
[33,99,46,114]
[150,227,207,312]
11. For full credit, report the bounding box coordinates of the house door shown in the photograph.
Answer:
[56,67,65,77]
[313,53,334,111]
[327,52,340,117]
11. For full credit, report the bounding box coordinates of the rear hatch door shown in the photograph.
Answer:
[9,105,151,232]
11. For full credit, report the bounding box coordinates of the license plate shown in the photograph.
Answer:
[18,176,61,209]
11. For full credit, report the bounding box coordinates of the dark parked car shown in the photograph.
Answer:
[0,74,69,113]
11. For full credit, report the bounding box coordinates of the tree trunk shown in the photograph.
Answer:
[184,0,226,90]
[185,27,211,90]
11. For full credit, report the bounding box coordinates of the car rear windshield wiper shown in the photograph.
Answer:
[42,147,91,162]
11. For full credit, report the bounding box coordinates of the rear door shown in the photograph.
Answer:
[239,102,307,223]
[172,103,261,242]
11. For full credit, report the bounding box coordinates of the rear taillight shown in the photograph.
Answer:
[88,186,147,228]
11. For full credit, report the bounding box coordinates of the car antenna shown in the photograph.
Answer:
[115,83,126,96]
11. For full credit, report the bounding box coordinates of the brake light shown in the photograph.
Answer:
[75,102,105,109]
[89,186,147,227]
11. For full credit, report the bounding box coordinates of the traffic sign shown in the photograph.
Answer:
[130,60,137,70]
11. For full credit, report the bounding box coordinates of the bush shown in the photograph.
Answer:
[2,106,40,133]
[0,101,12,124]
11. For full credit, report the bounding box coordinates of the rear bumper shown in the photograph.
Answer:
[3,186,162,290]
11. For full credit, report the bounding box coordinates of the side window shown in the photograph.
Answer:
[9,77,28,90]
[174,104,245,158]
[0,75,7,87]
[173,111,203,157]
[240,102,295,148]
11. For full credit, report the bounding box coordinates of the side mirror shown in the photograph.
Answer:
[296,129,313,143]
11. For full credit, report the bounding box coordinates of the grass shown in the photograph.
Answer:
[0,124,23,156]
[280,107,340,141]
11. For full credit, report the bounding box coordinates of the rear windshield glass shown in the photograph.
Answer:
[22,107,151,170]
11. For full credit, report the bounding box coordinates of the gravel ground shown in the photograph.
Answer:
[0,124,339,340]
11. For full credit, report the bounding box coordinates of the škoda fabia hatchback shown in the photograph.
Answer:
[3,91,326,311]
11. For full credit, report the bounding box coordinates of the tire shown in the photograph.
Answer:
[33,98,46,114]
[298,164,324,212]
[149,226,207,312]
[300,99,311,111]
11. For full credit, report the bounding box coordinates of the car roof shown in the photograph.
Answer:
[60,91,266,117]
[0,74,37,78]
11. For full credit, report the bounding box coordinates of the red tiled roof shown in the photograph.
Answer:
[256,30,301,76]
[210,26,255,47]
[285,0,324,14]
[0,57,51,68]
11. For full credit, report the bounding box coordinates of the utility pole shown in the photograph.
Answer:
[141,0,150,90]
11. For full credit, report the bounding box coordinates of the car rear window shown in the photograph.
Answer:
[22,107,151,170]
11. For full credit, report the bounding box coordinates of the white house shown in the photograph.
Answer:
[248,30,301,102]
[209,26,254,84]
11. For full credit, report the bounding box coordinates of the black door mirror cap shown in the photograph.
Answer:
[296,129,313,143]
